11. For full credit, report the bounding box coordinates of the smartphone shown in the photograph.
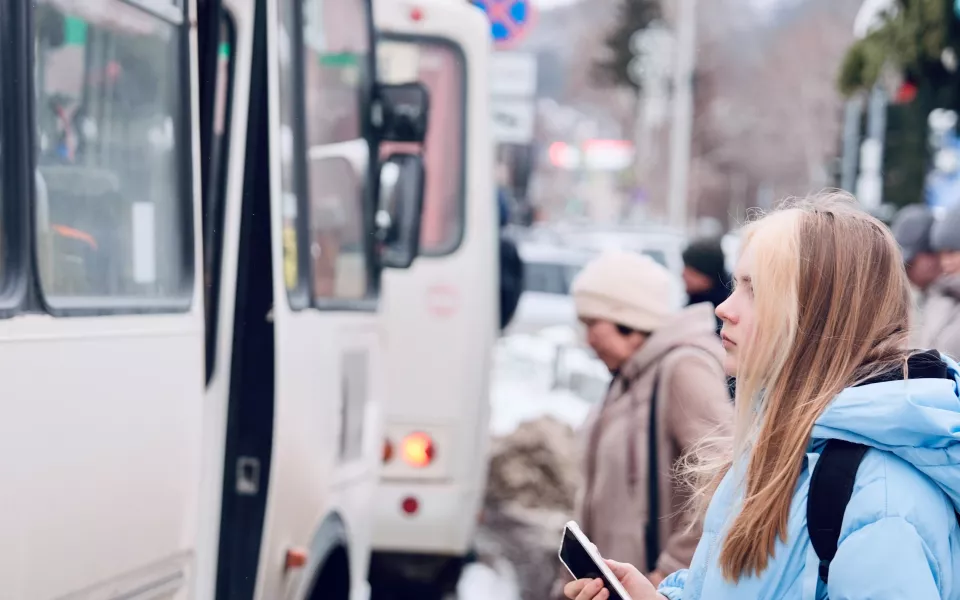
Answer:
[558,521,634,600]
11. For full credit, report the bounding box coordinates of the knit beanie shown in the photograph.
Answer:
[932,204,960,253]
[682,237,727,282]
[571,250,674,333]
[891,204,935,262]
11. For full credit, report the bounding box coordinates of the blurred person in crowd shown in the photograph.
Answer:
[563,192,960,600]
[682,238,730,334]
[682,238,736,397]
[919,204,960,358]
[499,191,523,330]
[498,186,511,227]
[891,204,940,342]
[552,250,733,597]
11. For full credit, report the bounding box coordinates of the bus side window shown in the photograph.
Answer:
[0,51,5,280]
[33,1,192,308]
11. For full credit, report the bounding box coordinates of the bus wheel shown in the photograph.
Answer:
[309,546,350,600]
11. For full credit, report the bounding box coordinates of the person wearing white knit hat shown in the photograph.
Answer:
[572,251,675,350]
[552,250,733,594]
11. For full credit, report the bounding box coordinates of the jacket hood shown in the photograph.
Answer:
[812,350,960,512]
[620,303,724,379]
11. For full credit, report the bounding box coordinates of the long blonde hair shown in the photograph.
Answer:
[690,191,912,581]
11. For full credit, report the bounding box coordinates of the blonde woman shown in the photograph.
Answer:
[565,193,960,600]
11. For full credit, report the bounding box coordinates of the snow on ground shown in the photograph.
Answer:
[489,329,608,436]
[490,378,593,436]
[456,559,521,600]
[454,329,610,599]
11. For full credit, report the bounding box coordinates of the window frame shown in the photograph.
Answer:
[0,0,34,318]
[278,0,312,310]
[30,0,198,317]
[377,32,468,259]
[120,0,185,24]
[201,7,237,384]
[282,0,379,313]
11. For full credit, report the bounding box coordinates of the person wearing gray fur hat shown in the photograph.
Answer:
[891,205,940,292]
[918,204,960,358]
[890,205,940,344]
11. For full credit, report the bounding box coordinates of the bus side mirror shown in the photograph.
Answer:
[377,82,429,143]
[377,153,425,269]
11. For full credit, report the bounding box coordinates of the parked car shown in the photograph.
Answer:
[508,242,593,335]
[557,225,687,308]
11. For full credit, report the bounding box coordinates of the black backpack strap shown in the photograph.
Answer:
[626,347,724,573]
[624,371,660,573]
[807,439,870,584]
[645,373,660,573]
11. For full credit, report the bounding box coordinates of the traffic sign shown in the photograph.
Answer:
[491,98,535,144]
[490,52,537,96]
[472,0,535,49]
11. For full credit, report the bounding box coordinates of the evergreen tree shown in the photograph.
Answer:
[837,0,960,209]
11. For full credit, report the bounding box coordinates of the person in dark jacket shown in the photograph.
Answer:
[682,237,735,397]
[498,190,523,330]
[500,237,523,330]
[681,238,730,334]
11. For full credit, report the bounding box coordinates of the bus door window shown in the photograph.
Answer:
[301,0,370,302]
[34,0,191,306]
[201,10,236,380]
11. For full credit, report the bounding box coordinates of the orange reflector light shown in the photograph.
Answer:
[401,432,435,468]
[284,548,308,571]
[402,496,420,515]
[383,438,394,463]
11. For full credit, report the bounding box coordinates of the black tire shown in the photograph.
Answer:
[309,546,351,600]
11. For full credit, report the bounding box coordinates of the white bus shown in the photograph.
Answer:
[370,1,497,597]
[7,0,427,599]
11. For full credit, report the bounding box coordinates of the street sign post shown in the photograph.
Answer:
[472,0,535,49]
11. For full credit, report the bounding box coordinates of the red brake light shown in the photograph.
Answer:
[401,432,434,467]
[402,496,419,515]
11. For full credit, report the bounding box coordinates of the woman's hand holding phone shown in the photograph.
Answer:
[562,560,665,600]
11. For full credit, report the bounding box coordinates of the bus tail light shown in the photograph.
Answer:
[401,432,435,468]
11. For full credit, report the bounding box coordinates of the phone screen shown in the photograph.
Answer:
[559,527,625,600]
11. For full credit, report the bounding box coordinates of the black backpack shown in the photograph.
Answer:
[807,349,958,586]
[807,440,960,586]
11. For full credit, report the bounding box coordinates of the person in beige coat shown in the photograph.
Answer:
[554,251,733,594]
[919,204,960,359]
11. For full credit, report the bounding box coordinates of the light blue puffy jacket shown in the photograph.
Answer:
[658,352,960,600]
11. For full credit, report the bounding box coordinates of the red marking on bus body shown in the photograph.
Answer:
[425,285,459,317]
